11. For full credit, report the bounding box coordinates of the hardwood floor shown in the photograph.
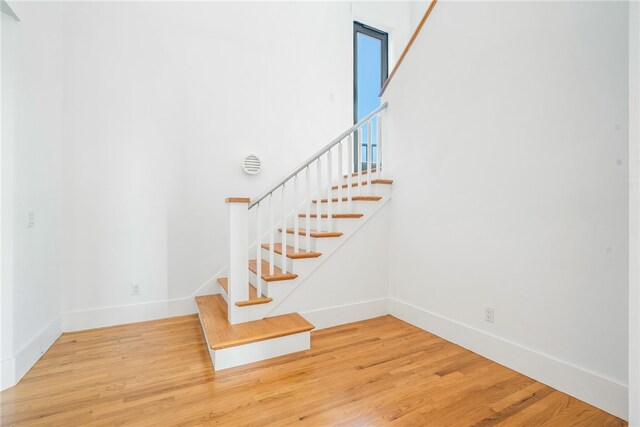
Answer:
[0,315,626,426]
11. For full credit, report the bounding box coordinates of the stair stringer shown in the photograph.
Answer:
[250,191,392,320]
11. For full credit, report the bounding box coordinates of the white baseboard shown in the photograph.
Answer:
[63,298,199,332]
[1,315,62,391]
[1,357,16,391]
[62,274,221,332]
[300,297,389,330]
[389,298,628,421]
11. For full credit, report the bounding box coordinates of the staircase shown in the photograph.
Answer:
[196,102,391,370]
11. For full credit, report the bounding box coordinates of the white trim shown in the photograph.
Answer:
[1,315,62,391]
[629,1,640,424]
[1,1,20,21]
[389,297,628,421]
[212,331,310,370]
[300,298,389,330]
[351,3,407,72]
[0,357,15,391]
[62,271,223,332]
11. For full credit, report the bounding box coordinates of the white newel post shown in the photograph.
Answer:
[226,197,250,325]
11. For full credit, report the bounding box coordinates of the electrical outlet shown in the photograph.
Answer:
[131,283,141,296]
[27,211,35,228]
[484,307,495,323]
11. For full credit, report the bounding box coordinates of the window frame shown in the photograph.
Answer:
[353,21,389,171]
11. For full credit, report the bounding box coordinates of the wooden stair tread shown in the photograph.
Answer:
[235,297,273,307]
[279,228,343,238]
[261,243,321,259]
[312,196,382,203]
[331,179,393,190]
[249,259,298,282]
[217,278,273,307]
[298,213,364,219]
[195,294,314,350]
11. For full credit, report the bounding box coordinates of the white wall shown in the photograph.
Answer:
[1,9,16,390]
[1,1,64,389]
[629,0,639,424]
[0,1,416,386]
[383,1,629,419]
[59,0,345,319]
[409,1,430,31]
[57,1,412,327]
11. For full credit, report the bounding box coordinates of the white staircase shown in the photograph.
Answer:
[196,102,391,370]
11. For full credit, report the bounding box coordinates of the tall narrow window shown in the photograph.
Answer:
[353,22,388,171]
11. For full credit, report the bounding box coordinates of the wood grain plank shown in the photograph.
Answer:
[298,213,364,219]
[0,315,626,427]
[217,277,272,306]
[225,197,250,203]
[331,179,394,190]
[248,259,298,282]
[260,243,321,259]
[312,195,382,203]
[195,294,313,350]
[278,228,343,238]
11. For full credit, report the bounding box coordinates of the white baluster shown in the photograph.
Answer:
[337,141,343,215]
[378,113,383,179]
[293,175,299,253]
[269,193,274,276]
[255,202,261,299]
[347,134,353,211]
[281,183,287,273]
[326,150,332,232]
[367,120,373,194]
[306,166,311,252]
[358,128,363,195]
[316,157,322,232]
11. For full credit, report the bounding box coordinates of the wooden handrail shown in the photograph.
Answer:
[379,0,438,96]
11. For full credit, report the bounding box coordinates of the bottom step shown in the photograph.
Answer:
[195,294,314,370]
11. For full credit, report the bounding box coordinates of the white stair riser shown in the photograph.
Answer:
[254,255,296,276]
[218,281,267,302]
[294,217,362,231]
[269,234,351,261]
[256,276,299,302]
[217,283,229,303]
[259,248,323,271]
[314,200,384,215]
[248,270,299,295]
[233,298,277,319]
[210,331,310,370]
[256,237,319,255]
[323,183,391,199]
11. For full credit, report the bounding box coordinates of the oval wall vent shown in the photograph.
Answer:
[242,154,261,175]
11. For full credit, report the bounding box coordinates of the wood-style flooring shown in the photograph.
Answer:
[0,315,627,426]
